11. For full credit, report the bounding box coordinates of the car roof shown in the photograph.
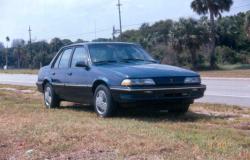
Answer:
[63,42,138,48]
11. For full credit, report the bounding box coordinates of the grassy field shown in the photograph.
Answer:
[0,85,249,159]
[199,64,250,78]
[0,69,38,74]
[199,69,250,78]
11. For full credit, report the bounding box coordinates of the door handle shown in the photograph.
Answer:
[67,72,72,76]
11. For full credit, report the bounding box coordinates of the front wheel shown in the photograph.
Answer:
[168,103,190,114]
[94,85,117,117]
[44,83,60,109]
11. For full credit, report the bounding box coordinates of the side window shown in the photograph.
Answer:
[53,52,63,68]
[58,48,73,68]
[71,47,88,68]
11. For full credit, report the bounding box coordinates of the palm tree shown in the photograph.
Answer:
[245,12,250,39]
[191,0,233,68]
[5,36,10,69]
[172,18,209,69]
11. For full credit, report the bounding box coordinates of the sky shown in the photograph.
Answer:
[0,0,250,45]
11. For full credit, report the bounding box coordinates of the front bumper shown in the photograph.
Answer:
[111,84,206,103]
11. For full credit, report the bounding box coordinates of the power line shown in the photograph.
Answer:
[31,3,250,42]
[59,27,112,39]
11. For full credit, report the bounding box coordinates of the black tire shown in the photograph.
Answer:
[44,83,60,109]
[94,85,117,117]
[168,103,190,114]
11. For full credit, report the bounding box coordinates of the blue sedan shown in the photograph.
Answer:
[36,42,206,117]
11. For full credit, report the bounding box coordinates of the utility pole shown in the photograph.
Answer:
[28,26,32,63]
[94,21,97,40]
[5,36,10,70]
[28,26,32,45]
[28,26,32,68]
[5,44,8,69]
[112,26,115,40]
[117,0,122,40]
[5,42,8,69]
[112,26,121,41]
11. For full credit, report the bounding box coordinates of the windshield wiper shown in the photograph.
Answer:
[94,60,117,64]
[120,58,157,63]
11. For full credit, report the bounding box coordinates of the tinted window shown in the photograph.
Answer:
[58,48,72,68]
[71,47,88,68]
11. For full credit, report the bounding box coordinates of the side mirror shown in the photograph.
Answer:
[75,60,89,68]
[156,60,161,64]
[154,59,160,64]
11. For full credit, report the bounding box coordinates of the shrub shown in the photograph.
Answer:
[216,46,238,64]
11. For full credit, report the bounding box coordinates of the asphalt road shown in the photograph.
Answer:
[0,73,249,108]
[197,78,250,108]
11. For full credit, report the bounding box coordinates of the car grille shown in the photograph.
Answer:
[153,77,185,86]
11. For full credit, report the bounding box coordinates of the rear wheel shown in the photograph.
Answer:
[44,83,60,109]
[94,85,117,117]
[168,103,190,114]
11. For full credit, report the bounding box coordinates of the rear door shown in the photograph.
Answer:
[64,46,93,103]
[51,48,73,100]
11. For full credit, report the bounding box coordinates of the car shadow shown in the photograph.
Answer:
[58,104,236,123]
[116,108,237,123]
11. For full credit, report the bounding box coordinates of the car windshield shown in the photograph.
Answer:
[88,43,156,64]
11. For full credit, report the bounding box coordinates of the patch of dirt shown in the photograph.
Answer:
[9,149,118,160]
[234,122,250,130]
[193,108,250,119]
[125,154,164,160]
[0,88,35,94]
[50,149,118,160]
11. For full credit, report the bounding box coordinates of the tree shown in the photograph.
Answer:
[150,20,173,44]
[191,0,233,68]
[0,42,4,66]
[30,41,50,68]
[92,38,112,42]
[49,38,64,53]
[245,11,250,39]
[0,42,4,50]
[61,39,73,45]
[12,39,25,68]
[172,18,209,68]
[75,39,86,43]
[5,36,10,68]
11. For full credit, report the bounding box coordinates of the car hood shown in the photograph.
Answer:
[96,63,199,78]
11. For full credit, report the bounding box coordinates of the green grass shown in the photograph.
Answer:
[199,69,250,78]
[0,85,249,159]
[218,64,250,70]
[198,64,250,78]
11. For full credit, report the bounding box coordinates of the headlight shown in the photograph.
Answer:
[121,79,156,86]
[184,77,201,84]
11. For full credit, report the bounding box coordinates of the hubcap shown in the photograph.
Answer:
[44,86,52,107]
[95,90,108,114]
